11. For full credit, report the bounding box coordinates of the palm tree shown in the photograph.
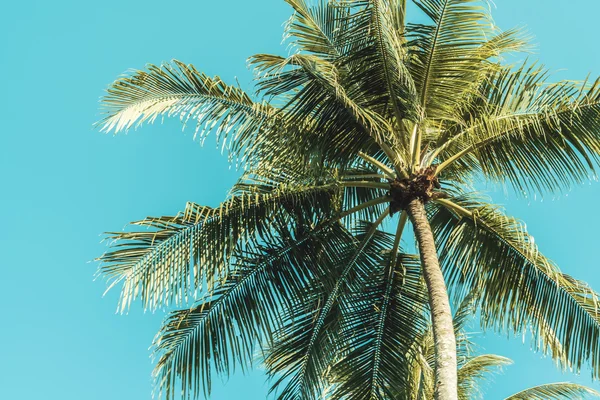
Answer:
[96,1,600,399]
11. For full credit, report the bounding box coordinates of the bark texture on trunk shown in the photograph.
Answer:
[406,198,457,400]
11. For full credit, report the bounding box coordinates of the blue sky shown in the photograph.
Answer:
[1,0,600,399]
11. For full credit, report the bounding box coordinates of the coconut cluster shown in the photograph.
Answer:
[389,166,444,214]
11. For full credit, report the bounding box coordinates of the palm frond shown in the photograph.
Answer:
[152,220,354,399]
[504,382,600,400]
[389,0,407,33]
[435,64,600,195]
[452,289,479,334]
[452,291,480,369]
[251,52,397,156]
[231,158,389,228]
[346,0,419,136]
[265,214,390,400]
[253,0,421,167]
[409,0,491,118]
[408,0,526,120]
[99,60,266,137]
[97,178,347,311]
[98,60,326,170]
[430,194,600,377]
[328,250,428,400]
[457,355,512,400]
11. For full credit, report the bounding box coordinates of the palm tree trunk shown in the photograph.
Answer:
[406,198,457,400]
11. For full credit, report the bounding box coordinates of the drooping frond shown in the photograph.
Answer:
[457,355,512,400]
[328,251,428,400]
[452,289,479,334]
[429,194,600,378]
[504,382,600,400]
[99,61,267,138]
[152,220,354,400]
[265,215,390,400]
[451,291,480,370]
[97,178,345,311]
[97,60,325,169]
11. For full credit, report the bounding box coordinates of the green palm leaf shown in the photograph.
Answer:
[457,355,512,400]
[98,60,268,137]
[97,175,357,311]
[283,0,347,59]
[436,64,600,195]
[346,0,419,137]
[153,220,355,399]
[504,383,600,400]
[250,52,400,166]
[265,215,390,400]
[328,251,428,400]
[408,0,523,119]
[430,194,600,377]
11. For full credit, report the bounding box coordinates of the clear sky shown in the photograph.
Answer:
[1,1,600,399]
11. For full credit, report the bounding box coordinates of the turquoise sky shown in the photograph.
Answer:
[1,1,600,399]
